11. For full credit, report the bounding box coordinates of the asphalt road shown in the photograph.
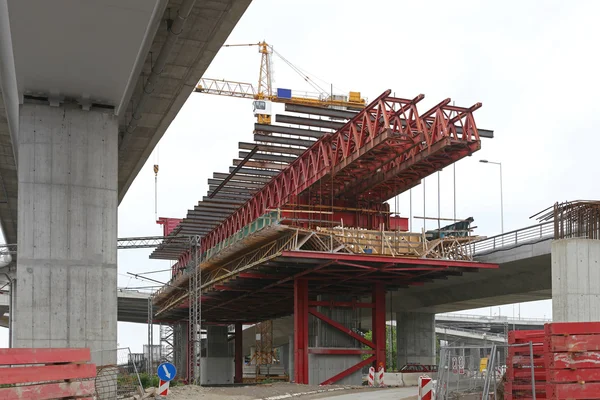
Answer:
[308,387,417,400]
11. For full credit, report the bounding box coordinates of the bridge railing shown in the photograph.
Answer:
[436,312,551,323]
[467,221,554,255]
[436,324,506,340]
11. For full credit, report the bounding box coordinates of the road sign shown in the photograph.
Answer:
[451,356,458,374]
[157,362,177,382]
[458,356,465,375]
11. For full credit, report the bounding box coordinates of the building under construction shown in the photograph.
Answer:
[150,86,497,385]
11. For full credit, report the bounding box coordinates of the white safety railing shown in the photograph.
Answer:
[467,221,554,255]
[436,312,551,323]
[436,324,506,341]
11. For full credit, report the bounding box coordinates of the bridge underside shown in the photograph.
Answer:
[157,251,498,323]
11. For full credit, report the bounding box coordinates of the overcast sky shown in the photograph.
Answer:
[2,0,600,350]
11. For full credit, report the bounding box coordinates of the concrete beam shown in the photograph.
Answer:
[239,151,296,164]
[213,172,272,183]
[254,134,315,148]
[255,123,326,139]
[284,103,356,120]
[239,142,305,156]
[275,114,343,130]
[227,167,279,177]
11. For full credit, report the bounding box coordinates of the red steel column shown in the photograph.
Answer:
[294,278,309,384]
[372,283,386,370]
[234,322,243,383]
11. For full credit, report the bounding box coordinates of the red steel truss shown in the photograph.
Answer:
[203,89,482,250]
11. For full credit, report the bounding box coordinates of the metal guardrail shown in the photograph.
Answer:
[436,324,506,340]
[467,221,554,255]
[436,312,551,323]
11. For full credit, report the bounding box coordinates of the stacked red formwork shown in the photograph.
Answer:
[506,330,547,400]
[545,322,600,400]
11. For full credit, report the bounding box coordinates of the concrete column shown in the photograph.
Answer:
[234,323,243,383]
[201,325,233,384]
[173,323,188,380]
[13,103,118,365]
[396,312,436,367]
[288,335,294,381]
[552,239,600,322]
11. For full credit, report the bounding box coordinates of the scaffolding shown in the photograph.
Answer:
[188,235,202,384]
[159,324,175,363]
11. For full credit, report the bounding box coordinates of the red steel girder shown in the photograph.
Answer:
[372,283,386,370]
[294,279,309,384]
[202,89,483,250]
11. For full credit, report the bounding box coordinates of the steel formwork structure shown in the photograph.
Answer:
[152,227,497,384]
[150,89,492,385]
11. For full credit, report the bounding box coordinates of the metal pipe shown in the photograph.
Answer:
[122,0,198,143]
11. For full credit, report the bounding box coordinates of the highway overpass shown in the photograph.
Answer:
[0,0,251,362]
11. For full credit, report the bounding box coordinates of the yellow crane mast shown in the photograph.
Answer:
[195,41,366,124]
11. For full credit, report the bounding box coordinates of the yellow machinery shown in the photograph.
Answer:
[195,41,366,124]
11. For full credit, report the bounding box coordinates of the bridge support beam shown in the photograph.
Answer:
[552,239,600,322]
[13,103,118,365]
[396,312,436,367]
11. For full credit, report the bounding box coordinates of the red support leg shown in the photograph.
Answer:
[294,279,309,384]
[234,322,243,383]
[372,283,386,370]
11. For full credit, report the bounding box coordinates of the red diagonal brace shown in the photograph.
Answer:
[309,308,375,348]
[321,356,376,386]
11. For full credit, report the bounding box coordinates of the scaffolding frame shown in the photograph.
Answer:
[188,235,202,384]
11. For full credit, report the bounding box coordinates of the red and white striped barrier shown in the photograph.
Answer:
[367,367,375,387]
[418,375,432,400]
[158,379,170,396]
[377,365,385,387]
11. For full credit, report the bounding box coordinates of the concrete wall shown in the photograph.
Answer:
[14,103,118,365]
[201,325,233,384]
[397,312,436,366]
[552,239,600,322]
[308,353,362,386]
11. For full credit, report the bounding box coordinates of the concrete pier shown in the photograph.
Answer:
[552,239,600,322]
[201,325,233,384]
[396,312,436,367]
[13,103,118,365]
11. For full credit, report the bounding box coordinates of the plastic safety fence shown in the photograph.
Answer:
[505,330,546,400]
[544,322,600,400]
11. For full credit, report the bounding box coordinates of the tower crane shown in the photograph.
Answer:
[195,41,366,124]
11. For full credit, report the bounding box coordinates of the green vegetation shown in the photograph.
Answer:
[362,326,398,371]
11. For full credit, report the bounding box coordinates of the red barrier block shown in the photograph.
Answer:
[0,380,95,400]
[548,368,600,383]
[0,364,97,385]
[546,334,600,353]
[0,348,90,365]
[546,351,600,369]
[545,322,600,336]
[547,382,600,399]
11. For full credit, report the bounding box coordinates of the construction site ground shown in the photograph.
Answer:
[163,383,416,400]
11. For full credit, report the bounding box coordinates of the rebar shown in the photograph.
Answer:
[533,200,600,240]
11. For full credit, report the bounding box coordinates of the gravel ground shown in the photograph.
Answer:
[164,383,364,400]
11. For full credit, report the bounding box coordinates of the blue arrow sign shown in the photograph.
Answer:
[157,362,177,382]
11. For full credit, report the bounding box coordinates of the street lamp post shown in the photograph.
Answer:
[479,160,504,236]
